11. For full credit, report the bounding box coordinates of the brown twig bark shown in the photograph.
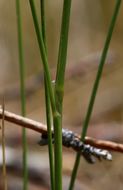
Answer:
[0,106,123,153]
[0,107,47,134]
[84,136,123,153]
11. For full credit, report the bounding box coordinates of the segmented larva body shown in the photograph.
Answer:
[39,128,112,164]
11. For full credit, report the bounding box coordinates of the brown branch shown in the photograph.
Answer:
[0,107,48,134]
[84,136,123,153]
[0,107,123,153]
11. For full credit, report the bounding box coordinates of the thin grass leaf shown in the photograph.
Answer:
[16,1,28,189]
[55,0,72,115]
[29,0,56,112]
[40,1,55,189]
[1,97,8,190]
[69,0,122,189]
[29,1,62,189]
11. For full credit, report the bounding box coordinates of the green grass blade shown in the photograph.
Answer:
[53,115,62,190]
[68,154,80,190]
[43,80,55,190]
[29,1,62,189]
[81,0,121,141]
[55,0,72,115]
[54,2,72,187]
[29,0,55,112]
[68,0,122,189]
[40,1,55,189]
[16,1,28,189]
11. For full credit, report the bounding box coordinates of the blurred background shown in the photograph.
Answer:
[0,0,123,189]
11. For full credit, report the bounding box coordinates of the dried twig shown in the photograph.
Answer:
[1,99,8,190]
[0,106,123,153]
[0,107,47,134]
[84,136,123,153]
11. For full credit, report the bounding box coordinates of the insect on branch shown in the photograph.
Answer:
[0,106,123,163]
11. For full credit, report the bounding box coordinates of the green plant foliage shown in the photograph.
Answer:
[69,1,122,189]
[16,0,28,189]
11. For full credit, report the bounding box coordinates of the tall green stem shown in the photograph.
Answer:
[29,0,55,112]
[54,1,72,188]
[16,0,28,190]
[69,1,122,189]
[40,1,55,189]
[29,1,62,189]
[55,0,72,115]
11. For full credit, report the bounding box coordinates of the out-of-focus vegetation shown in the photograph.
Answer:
[0,1,123,189]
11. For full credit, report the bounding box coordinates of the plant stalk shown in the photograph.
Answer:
[40,1,55,189]
[69,0,122,189]
[55,0,72,115]
[29,1,62,189]
[16,1,28,189]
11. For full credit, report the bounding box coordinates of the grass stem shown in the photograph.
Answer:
[55,0,72,115]
[68,1,122,189]
[29,1,62,189]
[16,1,28,189]
[40,1,55,189]
[1,97,8,190]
